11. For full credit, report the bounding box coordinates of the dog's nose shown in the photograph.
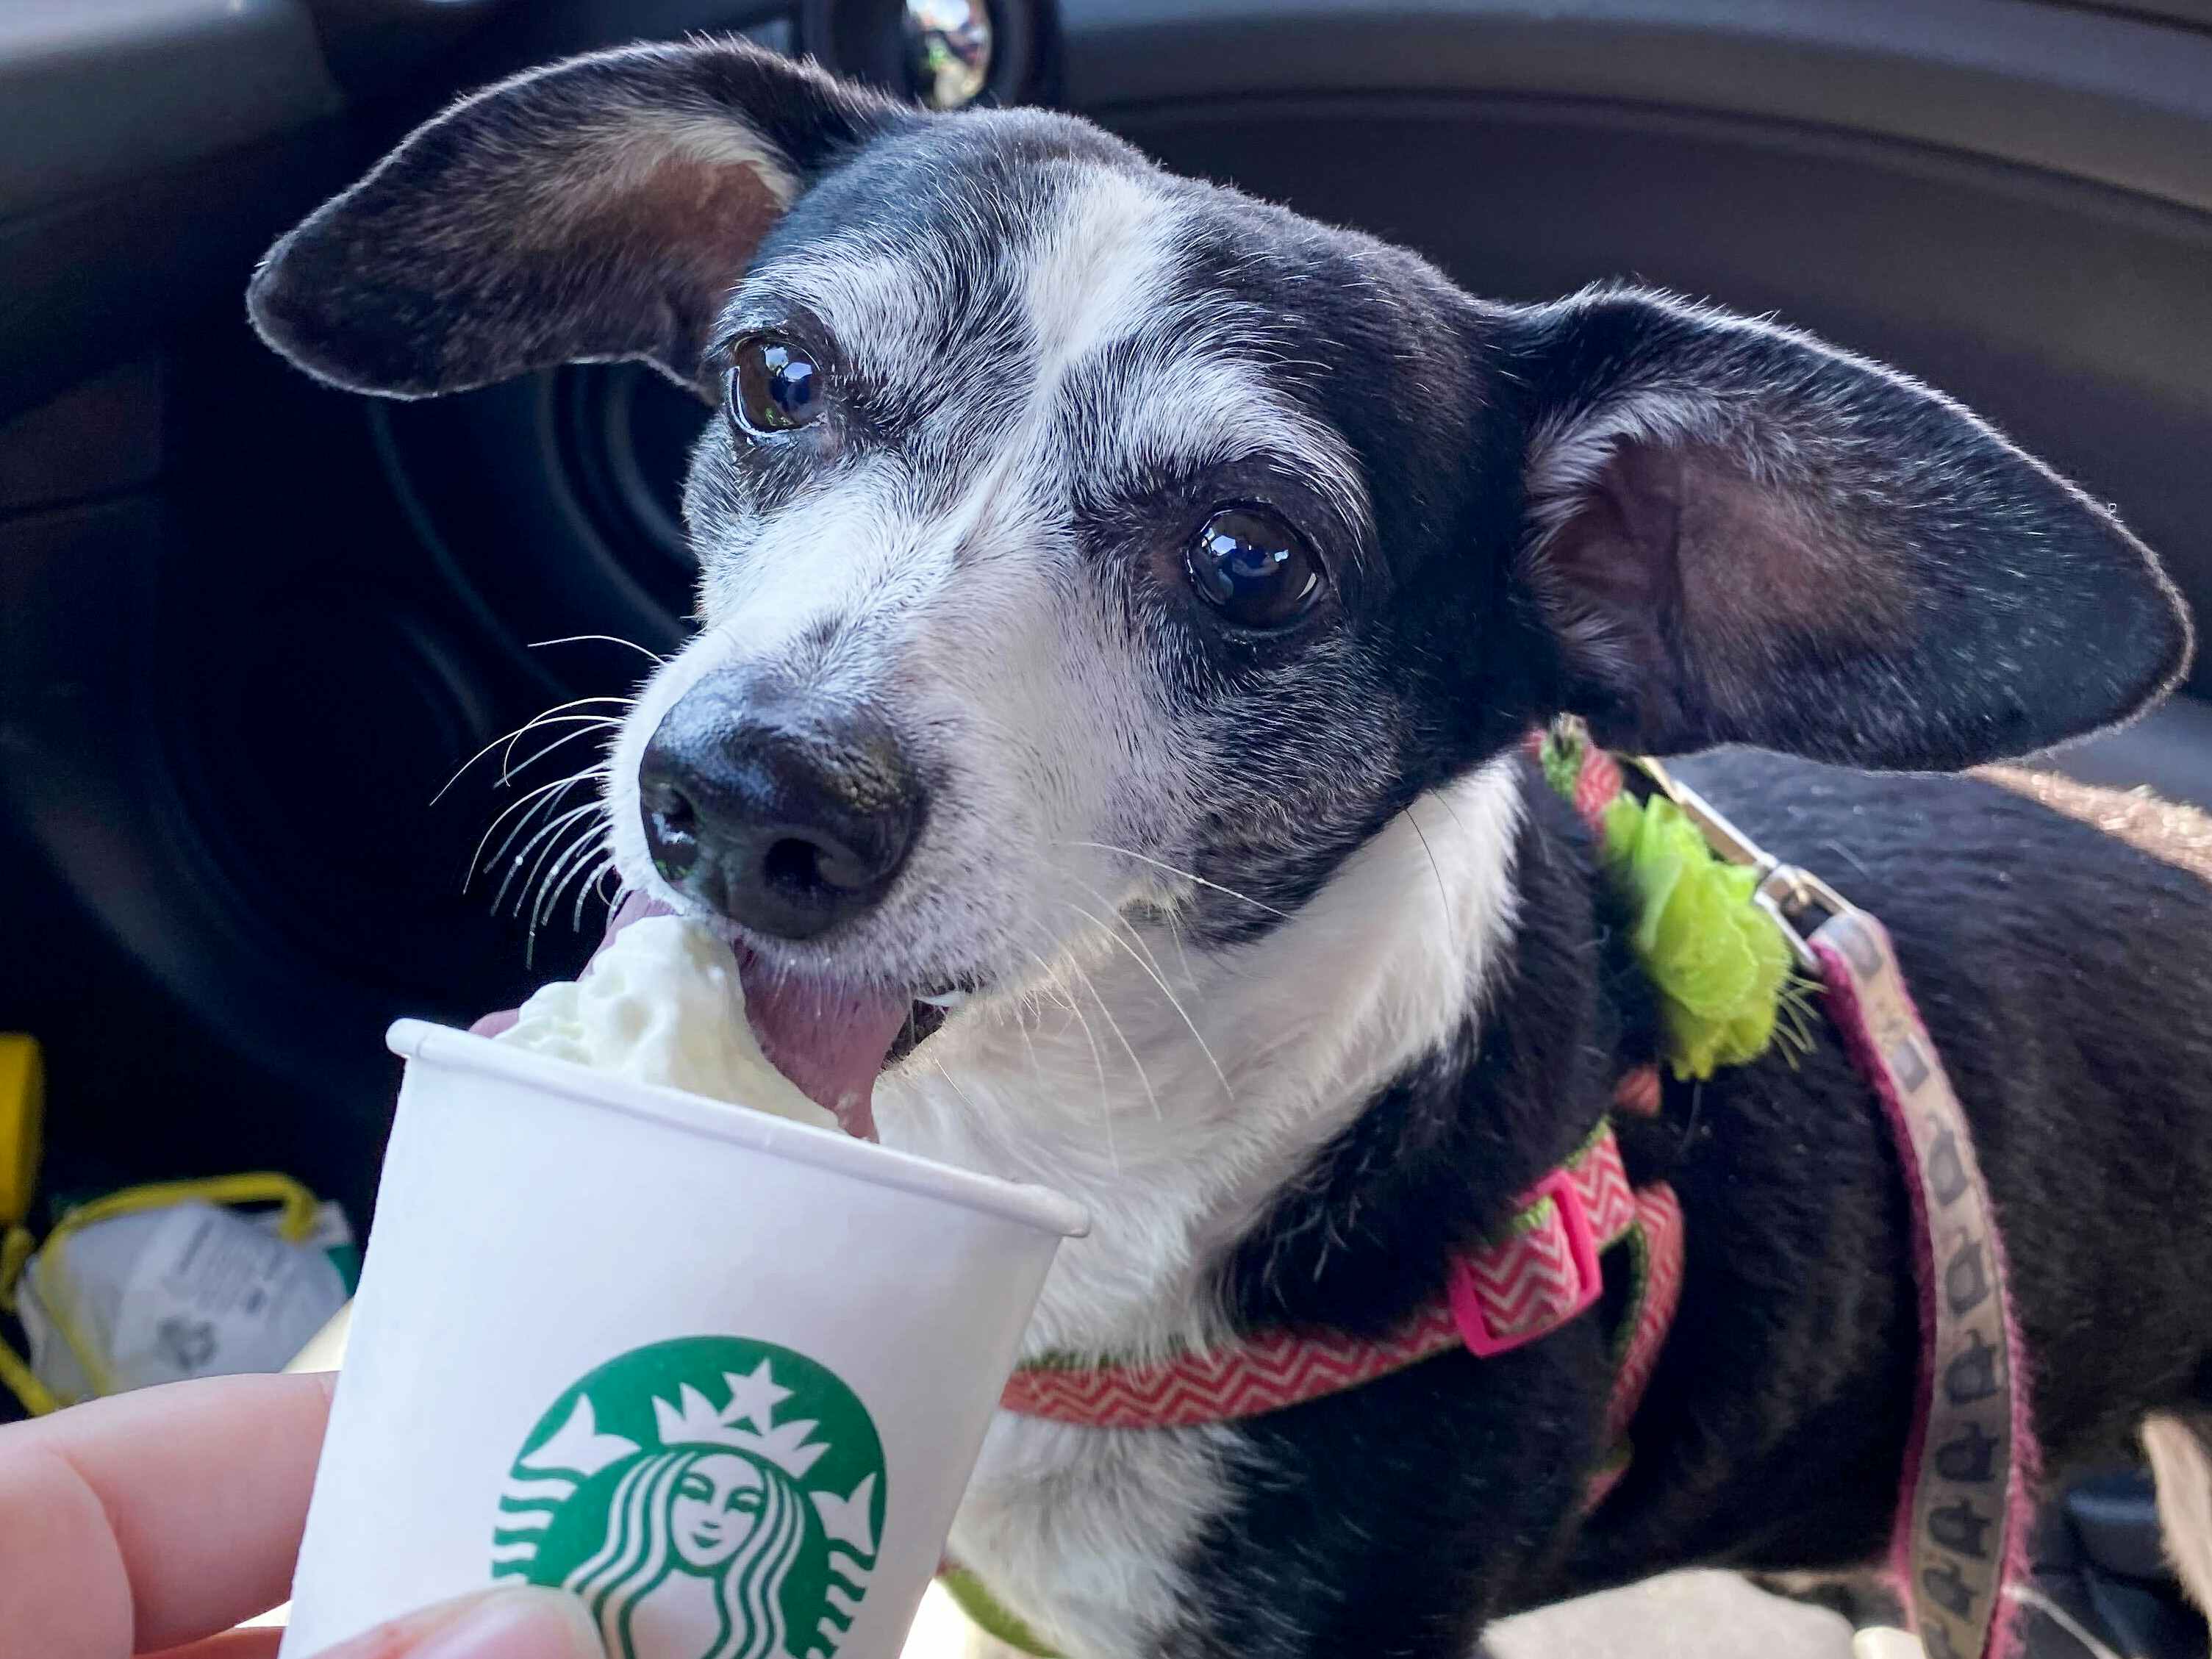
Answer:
[638,677,922,941]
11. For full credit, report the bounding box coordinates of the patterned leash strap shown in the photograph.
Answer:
[1638,757,2039,1659]
[1812,906,2037,1659]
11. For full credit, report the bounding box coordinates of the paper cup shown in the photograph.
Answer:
[279,1020,1085,1659]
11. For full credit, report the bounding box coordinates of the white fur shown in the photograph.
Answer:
[894,762,1523,1655]
[597,157,1530,1658]
[748,237,951,393]
[1024,168,1184,390]
[2144,1412,2212,1632]
[1105,343,1368,544]
[952,1416,1242,1659]
[880,759,1523,1361]
[609,165,1275,996]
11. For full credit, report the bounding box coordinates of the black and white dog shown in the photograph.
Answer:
[248,40,2212,1659]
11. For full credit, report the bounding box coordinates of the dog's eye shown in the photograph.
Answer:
[729,334,825,434]
[1186,506,1322,628]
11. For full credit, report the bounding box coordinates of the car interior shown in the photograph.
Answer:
[7,1,2212,1653]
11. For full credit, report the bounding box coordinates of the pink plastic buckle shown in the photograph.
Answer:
[1449,1168,1605,1358]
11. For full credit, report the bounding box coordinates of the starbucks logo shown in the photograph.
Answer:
[493,1336,887,1659]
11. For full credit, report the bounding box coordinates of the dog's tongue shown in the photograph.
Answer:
[480,892,907,1140]
[732,953,909,1142]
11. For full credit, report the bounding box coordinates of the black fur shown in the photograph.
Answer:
[247,43,906,396]
[1189,756,2212,1656]
[243,37,2190,967]
[243,39,2212,1659]
[1493,293,2194,769]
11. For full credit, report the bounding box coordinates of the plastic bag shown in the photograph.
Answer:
[1,1175,357,1413]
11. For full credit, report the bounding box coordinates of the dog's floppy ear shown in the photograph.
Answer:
[1499,287,2192,769]
[248,40,900,400]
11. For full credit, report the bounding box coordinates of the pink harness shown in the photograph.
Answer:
[1001,1105,1684,1508]
[987,732,2040,1659]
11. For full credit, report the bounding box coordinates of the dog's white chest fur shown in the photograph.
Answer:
[875,766,1523,1654]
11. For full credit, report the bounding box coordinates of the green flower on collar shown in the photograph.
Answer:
[1598,792,1797,1081]
[1539,717,1805,1082]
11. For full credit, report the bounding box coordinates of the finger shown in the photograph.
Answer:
[306,1589,602,1659]
[2,1371,337,1655]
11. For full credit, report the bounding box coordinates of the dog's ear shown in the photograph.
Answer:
[1497,287,2192,769]
[247,40,899,401]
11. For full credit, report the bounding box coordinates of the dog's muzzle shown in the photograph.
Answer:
[638,673,922,942]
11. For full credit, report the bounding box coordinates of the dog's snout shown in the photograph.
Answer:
[639,678,921,942]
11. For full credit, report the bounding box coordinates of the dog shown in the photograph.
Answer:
[247,38,2212,1659]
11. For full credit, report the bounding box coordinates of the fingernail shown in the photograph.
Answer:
[321,1588,603,1659]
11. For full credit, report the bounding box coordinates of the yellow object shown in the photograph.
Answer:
[0,1171,321,1416]
[40,1172,320,1247]
[0,1216,57,1415]
[0,1035,43,1228]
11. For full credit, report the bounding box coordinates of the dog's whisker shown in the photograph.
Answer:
[1428,784,1475,848]
[534,847,607,951]
[1029,952,1081,1029]
[1159,905,1199,991]
[927,1053,983,1117]
[591,866,626,915]
[1059,869,1181,995]
[570,853,620,934]
[470,767,607,889]
[431,706,621,806]
[1056,922,1164,1125]
[471,759,606,837]
[532,825,613,939]
[1028,945,1116,1175]
[1014,1000,1044,1094]
[481,791,591,896]
[546,825,614,914]
[1401,802,1453,934]
[528,633,670,664]
[496,718,622,788]
[497,694,634,779]
[1018,954,1079,1023]
[494,800,606,916]
[1061,842,1291,920]
[499,815,601,929]
[1062,896,1233,1104]
[520,828,612,964]
[468,769,604,891]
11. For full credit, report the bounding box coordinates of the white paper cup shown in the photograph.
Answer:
[279,1019,1085,1659]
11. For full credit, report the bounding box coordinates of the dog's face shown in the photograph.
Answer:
[609,119,1514,1053]
[251,40,2189,1125]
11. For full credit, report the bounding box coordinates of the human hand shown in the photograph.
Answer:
[0,1372,603,1659]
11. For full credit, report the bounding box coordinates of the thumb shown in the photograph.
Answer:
[309,1588,604,1659]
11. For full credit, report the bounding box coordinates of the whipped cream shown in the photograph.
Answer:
[493,916,838,1133]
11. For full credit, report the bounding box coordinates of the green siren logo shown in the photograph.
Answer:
[494,1336,887,1659]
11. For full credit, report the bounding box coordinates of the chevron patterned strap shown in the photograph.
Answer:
[973,723,2008,1659]
[1001,1119,1664,1431]
[998,734,1681,1435]
[961,731,1702,1654]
